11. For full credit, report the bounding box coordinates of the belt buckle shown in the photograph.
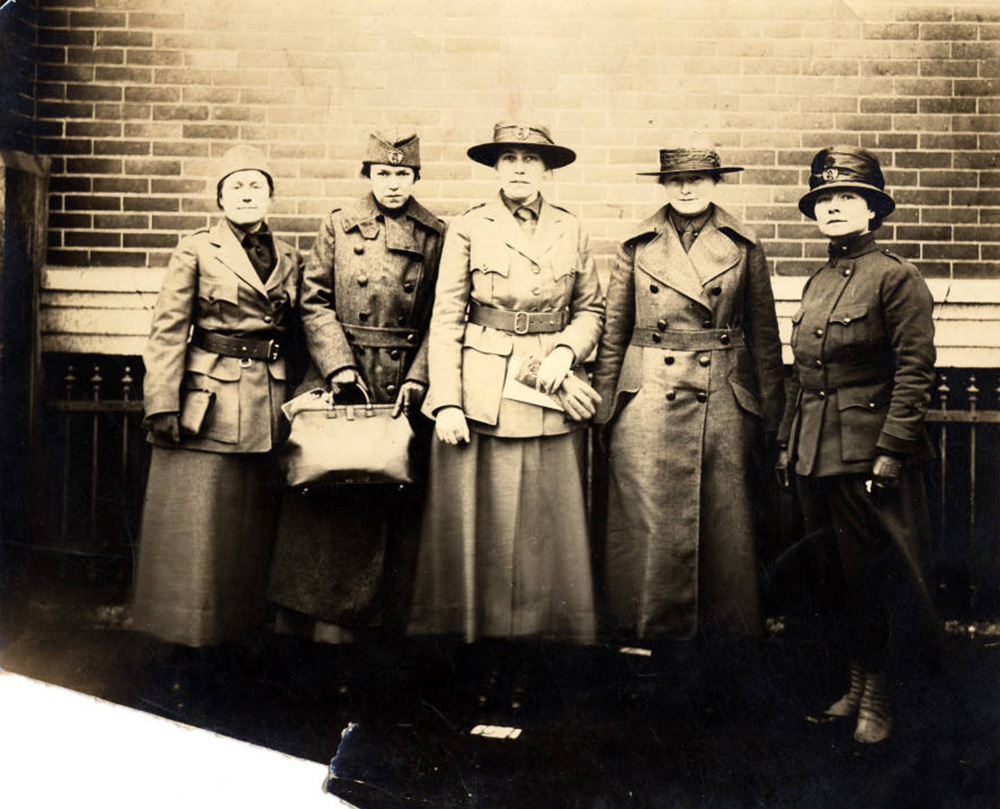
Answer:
[513,311,530,335]
[267,340,280,362]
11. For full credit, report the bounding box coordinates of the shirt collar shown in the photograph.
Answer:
[828,231,877,261]
[227,219,271,244]
[501,191,542,219]
[668,204,713,237]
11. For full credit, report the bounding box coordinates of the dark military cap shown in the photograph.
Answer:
[798,145,895,220]
[467,122,576,170]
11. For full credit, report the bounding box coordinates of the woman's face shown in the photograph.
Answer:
[369,164,416,210]
[495,147,547,204]
[219,169,271,229]
[813,190,875,239]
[660,172,718,217]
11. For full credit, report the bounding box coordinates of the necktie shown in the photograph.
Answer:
[514,206,537,236]
[681,222,696,253]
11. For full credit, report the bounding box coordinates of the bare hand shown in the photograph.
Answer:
[554,374,602,422]
[535,346,575,395]
[871,454,902,490]
[328,367,359,396]
[435,406,470,445]
[149,412,180,443]
[775,448,790,489]
[392,380,427,419]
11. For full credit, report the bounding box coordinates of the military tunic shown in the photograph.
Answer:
[591,204,785,641]
[268,193,445,633]
[135,219,303,647]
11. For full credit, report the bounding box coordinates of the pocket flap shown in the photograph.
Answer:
[829,304,868,326]
[185,345,241,381]
[464,323,514,357]
[729,378,763,418]
[470,243,510,277]
[199,277,239,305]
[837,381,890,411]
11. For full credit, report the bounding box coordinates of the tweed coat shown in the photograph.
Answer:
[143,219,303,453]
[423,193,604,438]
[591,204,785,640]
[298,193,445,401]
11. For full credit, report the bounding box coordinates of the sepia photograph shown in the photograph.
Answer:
[0,0,998,806]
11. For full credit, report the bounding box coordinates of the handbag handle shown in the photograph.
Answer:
[328,379,375,417]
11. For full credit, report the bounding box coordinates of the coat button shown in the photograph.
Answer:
[814,328,824,337]
[358,276,369,287]
[532,287,541,296]
[359,312,370,321]
[813,358,823,368]
[719,333,730,345]
[817,390,826,400]
[868,401,876,410]
[698,355,710,367]
[533,266,541,274]
[657,318,668,331]
[389,349,401,360]
[701,319,712,329]
[652,333,662,344]
[843,268,852,277]
[711,286,722,296]
[696,391,707,403]
[650,284,659,294]
[665,390,676,401]
[406,332,417,344]
[403,281,415,293]
[386,384,397,395]
[843,317,852,325]
[263,315,272,323]
[397,315,407,326]
[354,245,364,255]
[664,355,675,365]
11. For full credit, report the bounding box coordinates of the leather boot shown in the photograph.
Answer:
[824,659,864,718]
[853,671,893,744]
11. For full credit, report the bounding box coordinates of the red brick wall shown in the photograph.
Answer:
[32,0,1000,280]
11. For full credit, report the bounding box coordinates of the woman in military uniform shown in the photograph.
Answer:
[591,136,785,647]
[408,122,604,646]
[777,146,937,744]
[135,145,302,650]
[267,130,445,642]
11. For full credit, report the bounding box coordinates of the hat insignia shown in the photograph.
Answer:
[514,126,529,141]
[388,150,403,165]
[822,167,839,181]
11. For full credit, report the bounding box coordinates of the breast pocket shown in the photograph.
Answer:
[827,304,876,360]
[198,276,240,325]
[789,307,805,349]
[470,242,510,302]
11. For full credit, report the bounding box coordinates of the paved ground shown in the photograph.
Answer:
[1,571,997,809]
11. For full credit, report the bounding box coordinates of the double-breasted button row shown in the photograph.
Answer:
[650,284,660,293]
[386,384,397,395]
[357,276,369,287]
[657,319,668,331]
[402,281,415,293]
[701,319,712,329]
[710,285,722,296]
[698,355,710,367]
[664,389,708,403]
[354,245,364,255]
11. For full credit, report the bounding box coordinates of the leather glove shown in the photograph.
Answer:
[392,380,427,419]
[435,406,470,445]
[148,412,180,444]
[554,374,602,422]
[536,346,575,395]
[775,448,791,489]
[871,454,903,490]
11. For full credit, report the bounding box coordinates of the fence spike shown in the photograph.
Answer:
[64,364,76,400]
[937,374,949,411]
[90,364,104,402]
[122,365,133,402]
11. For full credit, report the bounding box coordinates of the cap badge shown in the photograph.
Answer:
[822,167,839,181]
[514,126,529,141]
[388,150,403,165]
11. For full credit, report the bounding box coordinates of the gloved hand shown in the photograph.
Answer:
[148,412,180,444]
[327,368,359,397]
[435,406,470,445]
[775,448,791,489]
[536,346,575,395]
[392,380,427,419]
[554,374,602,422]
[871,454,903,490]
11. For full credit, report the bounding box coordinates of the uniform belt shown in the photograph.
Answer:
[630,327,744,350]
[468,303,568,335]
[192,328,282,362]
[342,324,420,349]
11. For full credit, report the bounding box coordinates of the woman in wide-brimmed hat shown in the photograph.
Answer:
[776,145,937,744]
[591,134,785,645]
[409,122,604,653]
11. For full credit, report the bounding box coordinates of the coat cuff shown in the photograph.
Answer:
[876,431,919,456]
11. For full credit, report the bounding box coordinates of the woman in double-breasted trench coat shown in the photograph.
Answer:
[135,145,302,649]
[267,131,445,641]
[777,146,936,744]
[592,141,785,643]
[408,122,604,645]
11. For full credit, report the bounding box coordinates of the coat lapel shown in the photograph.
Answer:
[636,223,712,309]
[483,195,536,264]
[688,222,741,286]
[530,199,565,267]
[264,237,297,294]
[210,220,268,297]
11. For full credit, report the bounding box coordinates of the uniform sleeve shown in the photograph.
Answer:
[423,216,471,415]
[554,225,605,363]
[876,262,936,455]
[405,222,446,386]
[142,234,199,419]
[300,212,356,380]
[744,241,786,435]
[591,240,636,425]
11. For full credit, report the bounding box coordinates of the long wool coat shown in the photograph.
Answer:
[591,204,785,641]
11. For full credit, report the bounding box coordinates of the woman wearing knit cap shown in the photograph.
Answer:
[591,134,785,646]
[776,145,937,743]
[268,130,445,643]
[135,144,303,656]
[409,122,604,653]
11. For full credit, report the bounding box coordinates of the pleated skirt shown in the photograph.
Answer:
[408,431,596,644]
[133,446,278,647]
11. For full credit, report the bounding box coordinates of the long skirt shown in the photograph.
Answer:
[133,446,279,647]
[408,431,596,644]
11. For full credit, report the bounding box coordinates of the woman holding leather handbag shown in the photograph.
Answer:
[135,144,303,656]
[408,122,604,652]
[267,130,445,644]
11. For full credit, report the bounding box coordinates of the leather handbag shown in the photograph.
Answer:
[279,383,415,487]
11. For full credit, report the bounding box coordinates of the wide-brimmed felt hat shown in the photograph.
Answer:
[798,145,895,220]
[363,129,420,170]
[217,144,273,189]
[637,134,743,177]
[467,122,576,170]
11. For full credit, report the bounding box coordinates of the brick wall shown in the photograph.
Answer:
[24,0,1000,358]
[0,0,37,153]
